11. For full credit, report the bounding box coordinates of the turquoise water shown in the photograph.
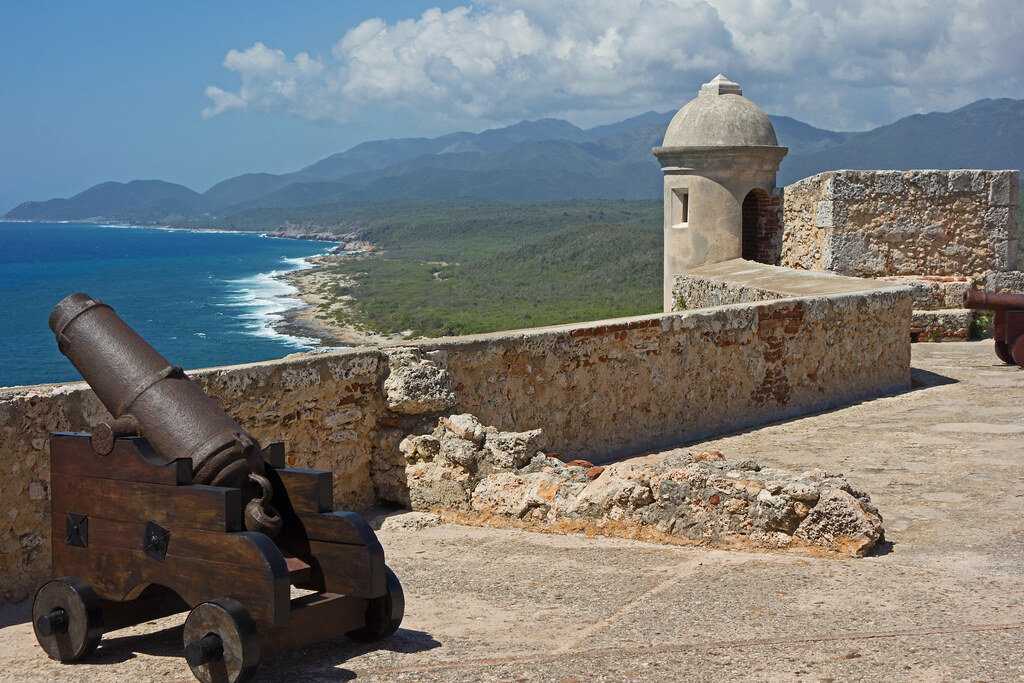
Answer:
[0,221,333,387]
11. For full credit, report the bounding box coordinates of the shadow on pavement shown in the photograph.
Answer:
[0,600,30,629]
[910,366,958,390]
[258,628,442,681]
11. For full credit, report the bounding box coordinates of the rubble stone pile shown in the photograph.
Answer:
[390,413,884,557]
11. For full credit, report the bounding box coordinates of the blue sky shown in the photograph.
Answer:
[2,0,1021,214]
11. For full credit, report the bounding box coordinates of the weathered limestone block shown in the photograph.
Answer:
[984,270,1024,294]
[380,512,442,532]
[439,431,480,469]
[910,309,973,341]
[568,464,650,516]
[472,472,568,519]
[483,428,546,470]
[831,171,870,200]
[908,170,947,196]
[407,460,474,511]
[794,488,883,557]
[441,413,485,445]
[399,434,440,463]
[400,415,554,512]
[753,489,801,534]
[949,169,985,193]
[878,276,971,310]
[988,172,1017,206]
[874,171,906,195]
[383,363,456,415]
[673,276,786,311]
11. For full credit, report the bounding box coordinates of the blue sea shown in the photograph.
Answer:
[0,221,335,388]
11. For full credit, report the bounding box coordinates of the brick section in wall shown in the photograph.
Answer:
[751,302,804,406]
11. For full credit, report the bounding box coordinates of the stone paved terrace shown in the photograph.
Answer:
[686,258,910,296]
[1,340,1021,682]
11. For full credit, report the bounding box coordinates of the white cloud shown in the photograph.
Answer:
[203,1,1024,131]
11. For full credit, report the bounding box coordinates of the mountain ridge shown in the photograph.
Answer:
[4,99,1021,223]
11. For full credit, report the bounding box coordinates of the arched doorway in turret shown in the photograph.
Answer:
[741,188,774,264]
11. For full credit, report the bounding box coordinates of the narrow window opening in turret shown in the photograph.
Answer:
[671,189,689,227]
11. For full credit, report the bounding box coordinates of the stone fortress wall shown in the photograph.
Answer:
[0,285,909,606]
[777,169,1021,340]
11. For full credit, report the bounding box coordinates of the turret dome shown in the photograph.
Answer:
[661,75,778,148]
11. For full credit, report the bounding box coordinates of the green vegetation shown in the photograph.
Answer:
[196,197,505,234]
[306,199,663,337]
[970,312,990,339]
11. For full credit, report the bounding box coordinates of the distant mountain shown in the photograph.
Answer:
[771,116,853,156]
[298,134,470,181]
[199,118,603,208]
[4,179,209,222]
[5,98,1021,224]
[219,162,660,214]
[776,98,1024,185]
[584,110,674,139]
[203,172,318,208]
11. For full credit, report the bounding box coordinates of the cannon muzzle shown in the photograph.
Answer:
[963,290,1024,311]
[50,293,281,535]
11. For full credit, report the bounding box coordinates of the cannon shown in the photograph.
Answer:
[963,290,1024,366]
[34,293,404,683]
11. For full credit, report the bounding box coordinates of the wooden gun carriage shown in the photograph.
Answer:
[34,294,403,683]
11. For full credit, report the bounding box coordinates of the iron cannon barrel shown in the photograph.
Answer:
[963,290,1024,311]
[49,293,264,488]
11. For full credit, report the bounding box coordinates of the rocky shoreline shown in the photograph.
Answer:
[271,246,405,348]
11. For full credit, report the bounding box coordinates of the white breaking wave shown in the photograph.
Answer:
[92,222,248,235]
[220,250,331,349]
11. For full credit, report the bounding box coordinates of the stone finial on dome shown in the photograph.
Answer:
[700,74,742,97]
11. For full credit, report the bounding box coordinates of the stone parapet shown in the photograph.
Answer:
[781,169,1019,277]
[876,275,972,310]
[909,309,974,342]
[0,280,910,605]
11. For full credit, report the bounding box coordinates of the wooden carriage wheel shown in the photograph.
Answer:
[345,565,405,643]
[32,577,105,662]
[994,339,1014,364]
[183,598,260,683]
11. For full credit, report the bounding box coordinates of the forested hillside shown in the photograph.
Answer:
[299,199,663,338]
